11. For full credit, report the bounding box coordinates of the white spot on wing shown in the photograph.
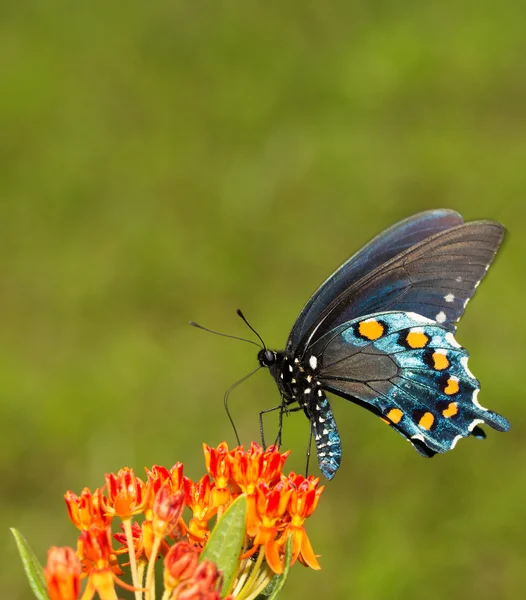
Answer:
[460,356,476,379]
[445,294,455,303]
[406,312,434,324]
[318,416,325,423]
[472,389,487,411]
[445,332,461,348]
[309,355,318,370]
[468,418,484,431]
[436,311,447,323]
[456,276,462,283]
[411,434,425,443]
[304,388,311,395]
[450,434,463,449]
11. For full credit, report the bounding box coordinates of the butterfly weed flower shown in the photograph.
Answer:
[14,441,323,600]
[44,546,82,600]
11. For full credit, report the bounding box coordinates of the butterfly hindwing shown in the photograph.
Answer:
[314,311,510,456]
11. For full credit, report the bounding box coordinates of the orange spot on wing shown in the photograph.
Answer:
[442,402,458,418]
[444,378,459,395]
[358,320,384,340]
[432,352,449,370]
[380,417,390,425]
[387,408,403,424]
[406,331,429,348]
[418,412,435,430]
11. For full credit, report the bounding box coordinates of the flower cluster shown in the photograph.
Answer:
[44,442,323,600]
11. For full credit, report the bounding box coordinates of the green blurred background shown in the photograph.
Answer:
[2,1,525,598]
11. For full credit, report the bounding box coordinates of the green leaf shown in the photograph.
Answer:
[10,528,49,600]
[200,494,248,597]
[256,534,293,600]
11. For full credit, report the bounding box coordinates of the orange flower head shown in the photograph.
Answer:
[44,546,82,600]
[173,560,225,600]
[164,541,199,592]
[203,442,232,507]
[145,463,184,500]
[242,479,293,574]
[65,487,111,531]
[102,467,150,519]
[229,442,289,494]
[183,474,217,542]
[78,525,113,571]
[288,473,324,522]
[283,473,324,570]
[152,484,185,538]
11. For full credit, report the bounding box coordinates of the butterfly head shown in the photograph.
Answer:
[258,349,277,368]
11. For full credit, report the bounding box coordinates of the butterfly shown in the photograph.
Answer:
[257,209,510,479]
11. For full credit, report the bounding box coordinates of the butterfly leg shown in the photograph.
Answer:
[259,402,284,449]
[305,420,314,478]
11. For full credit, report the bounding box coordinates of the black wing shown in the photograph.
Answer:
[286,209,464,353]
[296,220,504,358]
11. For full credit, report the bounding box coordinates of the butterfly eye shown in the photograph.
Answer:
[257,349,276,367]
[264,350,276,365]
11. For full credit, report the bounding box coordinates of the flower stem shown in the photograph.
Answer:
[235,550,265,600]
[123,518,143,600]
[244,569,273,600]
[144,535,162,600]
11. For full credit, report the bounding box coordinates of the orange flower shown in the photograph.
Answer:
[44,546,82,600]
[229,443,289,494]
[203,442,232,507]
[152,484,185,538]
[102,467,150,520]
[243,479,292,574]
[183,474,218,543]
[65,487,111,531]
[285,473,324,570]
[173,560,228,600]
[164,541,199,592]
[78,526,135,600]
[36,441,323,600]
[145,463,184,502]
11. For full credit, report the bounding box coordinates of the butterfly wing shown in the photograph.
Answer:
[297,220,504,357]
[312,311,510,456]
[286,209,464,353]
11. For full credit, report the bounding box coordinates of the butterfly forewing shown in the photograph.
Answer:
[297,221,504,358]
[287,209,464,353]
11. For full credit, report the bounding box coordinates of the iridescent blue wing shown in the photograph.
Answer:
[287,209,464,353]
[296,220,504,357]
[312,311,510,457]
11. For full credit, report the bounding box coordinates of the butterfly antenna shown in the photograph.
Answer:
[236,309,267,350]
[189,320,262,349]
[224,366,262,445]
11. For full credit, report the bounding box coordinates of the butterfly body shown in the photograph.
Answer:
[259,210,510,479]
